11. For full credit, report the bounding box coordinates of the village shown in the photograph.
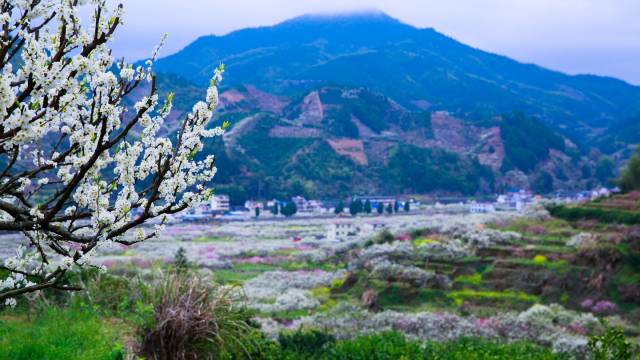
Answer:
[172,187,618,222]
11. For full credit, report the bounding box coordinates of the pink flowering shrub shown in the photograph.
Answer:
[234,255,287,264]
[131,258,152,269]
[491,219,511,228]
[567,323,588,335]
[524,226,546,235]
[101,260,117,269]
[591,300,618,315]
[238,256,266,264]
[580,299,594,310]
[580,299,618,315]
[394,234,412,242]
[474,317,497,328]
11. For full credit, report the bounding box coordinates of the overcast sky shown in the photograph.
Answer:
[104,0,640,85]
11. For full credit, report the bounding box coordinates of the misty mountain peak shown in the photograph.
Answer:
[282,10,404,27]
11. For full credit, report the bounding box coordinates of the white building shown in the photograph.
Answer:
[361,222,387,236]
[292,196,309,212]
[289,196,327,213]
[211,195,230,213]
[467,201,496,213]
[496,190,533,211]
[244,200,264,212]
[327,222,358,241]
[591,188,611,200]
[307,200,327,213]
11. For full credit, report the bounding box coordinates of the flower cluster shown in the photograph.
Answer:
[349,241,414,269]
[455,228,522,247]
[580,299,618,315]
[244,270,346,311]
[413,241,469,261]
[252,289,320,313]
[369,259,451,289]
[0,0,226,302]
[567,232,596,248]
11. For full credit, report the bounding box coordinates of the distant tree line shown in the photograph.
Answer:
[269,200,298,217]
[336,199,410,216]
[618,146,640,193]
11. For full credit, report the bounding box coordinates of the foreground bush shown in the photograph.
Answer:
[0,308,125,360]
[256,331,569,360]
[588,327,639,360]
[277,329,336,357]
[137,272,256,360]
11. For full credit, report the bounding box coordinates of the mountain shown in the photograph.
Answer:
[154,11,640,140]
[145,12,639,201]
[594,115,640,155]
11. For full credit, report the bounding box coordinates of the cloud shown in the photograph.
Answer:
[105,0,640,84]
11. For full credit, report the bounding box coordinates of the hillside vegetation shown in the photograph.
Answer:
[136,12,640,198]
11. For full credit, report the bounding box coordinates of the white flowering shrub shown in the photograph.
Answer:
[459,229,521,247]
[0,0,226,304]
[567,232,596,248]
[523,203,552,220]
[293,249,331,263]
[348,241,413,269]
[252,288,320,313]
[369,259,451,289]
[291,303,593,356]
[518,304,600,331]
[413,241,468,261]
[243,270,346,311]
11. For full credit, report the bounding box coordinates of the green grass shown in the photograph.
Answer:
[279,261,341,272]
[0,308,127,360]
[457,256,484,264]
[447,289,539,306]
[213,261,342,285]
[285,225,319,231]
[271,248,299,257]
[376,284,453,311]
[454,273,483,286]
[258,331,569,359]
[499,258,571,272]
[528,244,574,253]
[214,262,280,284]
[263,309,310,321]
[192,235,233,243]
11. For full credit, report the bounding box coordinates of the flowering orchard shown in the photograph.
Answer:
[0,0,225,305]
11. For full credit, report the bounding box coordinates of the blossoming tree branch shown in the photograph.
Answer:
[0,0,225,306]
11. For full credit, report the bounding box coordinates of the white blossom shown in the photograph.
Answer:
[4,298,17,308]
[0,0,226,303]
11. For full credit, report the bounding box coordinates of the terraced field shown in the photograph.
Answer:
[17,204,635,356]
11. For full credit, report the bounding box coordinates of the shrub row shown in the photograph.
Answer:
[548,205,640,225]
[252,331,569,360]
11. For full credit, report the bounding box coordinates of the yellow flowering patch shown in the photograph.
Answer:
[533,255,547,264]
[413,237,439,247]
